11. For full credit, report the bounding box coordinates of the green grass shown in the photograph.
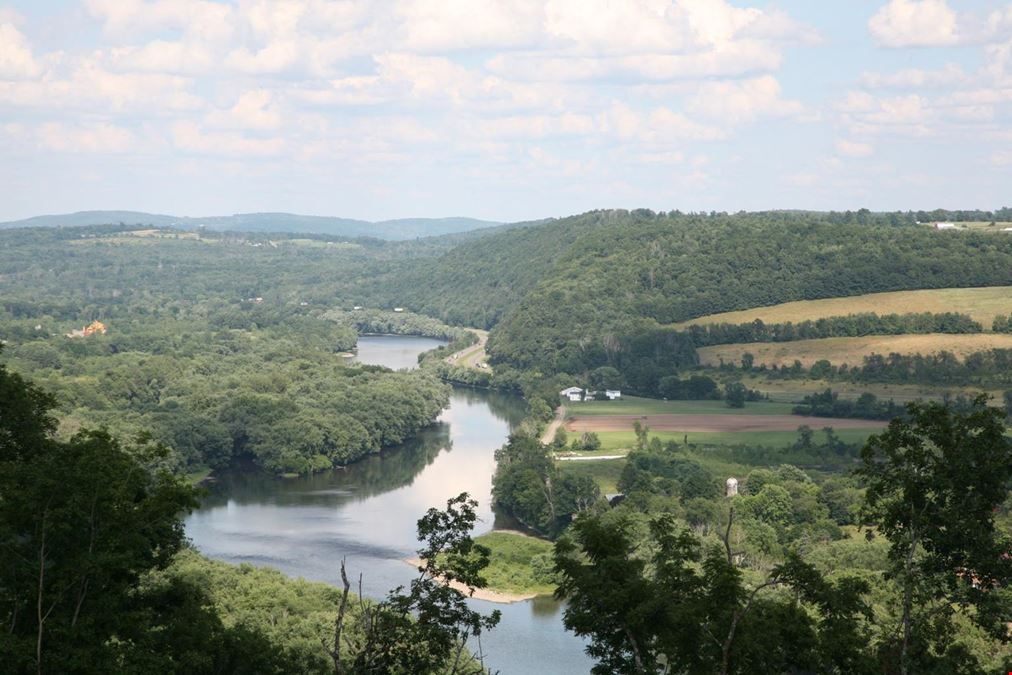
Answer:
[674,286,1012,328]
[186,466,213,485]
[698,333,1012,368]
[557,458,626,493]
[593,427,880,452]
[475,531,557,596]
[568,396,795,416]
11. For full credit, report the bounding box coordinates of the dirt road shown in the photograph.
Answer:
[540,406,566,444]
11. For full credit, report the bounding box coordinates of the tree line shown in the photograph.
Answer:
[684,312,983,348]
[749,348,1012,388]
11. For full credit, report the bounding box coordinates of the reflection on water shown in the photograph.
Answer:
[185,336,594,674]
[200,422,453,509]
[350,334,448,370]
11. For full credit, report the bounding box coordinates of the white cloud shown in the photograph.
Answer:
[835,139,874,157]
[687,75,806,125]
[225,41,301,74]
[36,122,137,153]
[0,61,203,113]
[85,0,235,42]
[207,90,283,130]
[171,121,285,156]
[396,0,543,51]
[601,103,726,143]
[107,40,216,74]
[868,0,959,48]
[0,22,42,79]
[860,64,966,89]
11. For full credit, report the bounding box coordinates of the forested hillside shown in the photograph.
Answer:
[455,211,1011,390]
[367,216,599,328]
[0,226,457,474]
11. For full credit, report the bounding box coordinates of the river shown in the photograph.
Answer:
[184,335,594,674]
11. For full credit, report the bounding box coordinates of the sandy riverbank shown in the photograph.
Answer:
[403,558,538,604]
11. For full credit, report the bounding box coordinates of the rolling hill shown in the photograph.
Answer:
[0,210,503,241]
[698,333,1012,368]
[371,209,1012,392]
[674,287,1012,329]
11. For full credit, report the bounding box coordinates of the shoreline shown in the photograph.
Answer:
[402,558,540,604]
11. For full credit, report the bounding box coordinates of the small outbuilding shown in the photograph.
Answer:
[605,389,622,400]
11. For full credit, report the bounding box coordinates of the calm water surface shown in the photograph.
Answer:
[185,335,593,674]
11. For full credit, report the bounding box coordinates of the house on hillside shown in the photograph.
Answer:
[605,389,622,400]
[393,307,405,312]
[66,320,108,338]
[560,386,584,402]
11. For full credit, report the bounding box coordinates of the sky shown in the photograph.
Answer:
[0,0,1010,222]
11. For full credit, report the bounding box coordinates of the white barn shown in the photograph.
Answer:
[560,386,584,402]
[605,389,622,400]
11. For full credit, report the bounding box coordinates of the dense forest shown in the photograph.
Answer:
[0,227,465,474]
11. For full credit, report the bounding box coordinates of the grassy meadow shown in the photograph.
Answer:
[673,286,1012,328]
[556,458,626,493]
[474,531,557,596]
[567,396,796,416]
[698,333,1012,368]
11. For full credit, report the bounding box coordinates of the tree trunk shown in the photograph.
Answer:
[900,523,918,675]
[624,626,646,673]
[35,518,47,675]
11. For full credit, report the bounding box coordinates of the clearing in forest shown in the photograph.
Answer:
[673,286,1012,328]
[697,333,1012,368]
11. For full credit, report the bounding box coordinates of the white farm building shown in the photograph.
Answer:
[560,387,584,402]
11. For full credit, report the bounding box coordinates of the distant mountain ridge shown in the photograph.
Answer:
[0,210,503,241]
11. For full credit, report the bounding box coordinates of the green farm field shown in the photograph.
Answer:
[556,458,626,493]
[674,286,1012,328]
[589,427,880,453]
[566,396,796,416]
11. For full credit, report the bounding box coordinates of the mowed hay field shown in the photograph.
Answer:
[674,286,1012,328]
[698,333,1012,368]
